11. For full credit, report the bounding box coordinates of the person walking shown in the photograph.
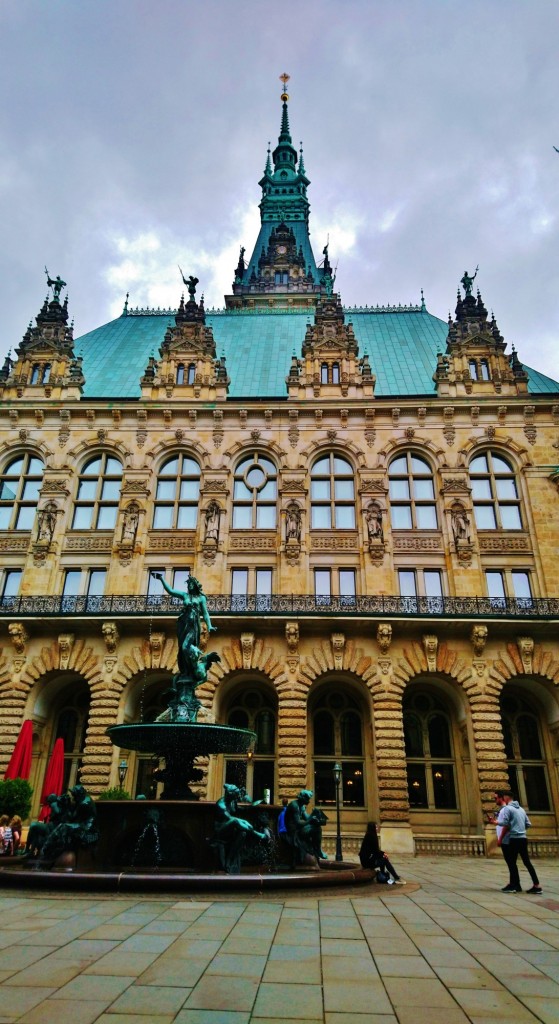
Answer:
[490,791,542,894]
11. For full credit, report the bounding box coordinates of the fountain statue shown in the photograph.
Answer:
[107,573,255,800]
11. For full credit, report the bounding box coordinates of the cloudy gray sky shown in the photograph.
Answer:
[1,0,558,380]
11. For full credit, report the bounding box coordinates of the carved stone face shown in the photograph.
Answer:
[285,623,299,651]
[424,635,437,656]
[376,623,392,652]
[471,624,488,655]
[518,637,534,660]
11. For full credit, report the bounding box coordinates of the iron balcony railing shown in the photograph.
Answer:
[1,594,558,619]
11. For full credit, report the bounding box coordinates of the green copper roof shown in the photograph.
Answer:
[76,306,558,400]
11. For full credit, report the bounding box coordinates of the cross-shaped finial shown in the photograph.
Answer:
[279,72,290,87]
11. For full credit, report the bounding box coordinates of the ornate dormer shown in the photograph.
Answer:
[0,271,84,400]
[287,291,375,400]
[226,75,322,311]
[434,269,529,397]
[140,274,229,400]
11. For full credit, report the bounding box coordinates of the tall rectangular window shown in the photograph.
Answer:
[398,570,417,597]
[314,569,331,606]
[1,569,22,601]
[173,569,190,591]
[62,570,82,596]
[232,569,248,611]
[256,569,272,611]
[147,568,165,598]
[485,571,506,608]
[339,569,356,607]
[511,571,532,599]
[87,570,107,597]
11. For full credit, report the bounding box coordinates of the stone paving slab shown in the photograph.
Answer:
[0,856,558,1023]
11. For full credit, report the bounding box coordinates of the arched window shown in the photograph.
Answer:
[42,364,51,384]
[72,454,123,530]
[176,363,185,385]
[311,454,355,529]
[500,693,551,811]
[320,363,328,384]
[388,453,437,529]
[30,364,40,385]
[312,690,365,807]
[0,453,44,530]
[152,454,200,529]
[224,689,277,802]
[403,691,457,809]
[332,363,340,384]
[187,363,196,385]
[232,453,277,529]
[470,452,522,530]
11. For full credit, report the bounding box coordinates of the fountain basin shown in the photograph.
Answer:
[108,722,255,757]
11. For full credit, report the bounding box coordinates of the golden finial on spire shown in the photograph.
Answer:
[279,72,290,102]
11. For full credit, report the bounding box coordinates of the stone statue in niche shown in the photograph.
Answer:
[365,502,383,543]
[451,505,470,543]
[36,502,57,544]
[285,502,302,544]
[203,501,221,545]
[121,502,140,545]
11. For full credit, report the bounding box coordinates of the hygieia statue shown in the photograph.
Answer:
[150,573,221,723]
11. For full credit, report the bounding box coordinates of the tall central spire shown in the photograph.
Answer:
[227,75,321,308]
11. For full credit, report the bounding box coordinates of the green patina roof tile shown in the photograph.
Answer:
[76,307,559,400]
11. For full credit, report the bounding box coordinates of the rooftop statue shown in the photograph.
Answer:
[44,267,67,302]
[460,265,479,297]
[178,266,199,301]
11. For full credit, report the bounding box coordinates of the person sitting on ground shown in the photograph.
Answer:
[359,821,405,884]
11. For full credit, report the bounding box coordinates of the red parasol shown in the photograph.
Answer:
[38,738,65,821]
[4,718,33,780]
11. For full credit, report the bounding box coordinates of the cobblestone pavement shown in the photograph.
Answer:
[0,856,557,1024]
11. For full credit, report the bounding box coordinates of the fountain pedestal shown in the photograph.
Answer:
[90,799,281,872]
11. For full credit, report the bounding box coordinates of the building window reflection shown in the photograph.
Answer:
[312,690,365,807]
[404,691,457,810]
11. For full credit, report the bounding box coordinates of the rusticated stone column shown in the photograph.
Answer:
[276,687,308,798]
[79,680,122,793]
[372,695,410,823]
[468,690,509,819]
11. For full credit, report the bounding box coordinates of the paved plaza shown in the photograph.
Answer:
[0,856,557,1024]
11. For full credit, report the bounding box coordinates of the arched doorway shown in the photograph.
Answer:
[219,683,278,803]
[27,674,91,816]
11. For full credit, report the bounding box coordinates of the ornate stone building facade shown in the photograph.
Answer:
[1,85,558,854]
